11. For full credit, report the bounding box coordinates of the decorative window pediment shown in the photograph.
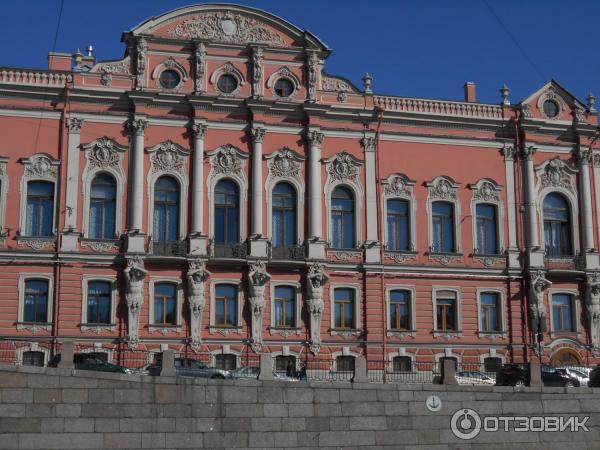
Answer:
[324,152,363,186]
[536,157,578,193]
[20,153,60,181]
[265,147,305,180]
[147,140,189,175]
[82,137,127,171]
[469,178,501,203]
[536,86,567,120]
[383,173,415,199]
[207,144,248,180]
[426,176,459,200]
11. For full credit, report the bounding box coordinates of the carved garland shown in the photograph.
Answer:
[324,152,362,184]
[536,157,577,193]
[147,141,189,175]
[265,147,305,180]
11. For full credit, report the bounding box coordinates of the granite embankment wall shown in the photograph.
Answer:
[0,365,600,449]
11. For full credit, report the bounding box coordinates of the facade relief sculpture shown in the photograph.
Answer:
[124,257,148,349]
[250,46,263,99]
[247,260,271,352]
[187,259,211,351]
[135,38,147,90]
[529,270,551,350]
[587,273,600,355]
[306,262,329,353]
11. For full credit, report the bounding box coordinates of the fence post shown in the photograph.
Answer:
[352,356,368,383]
[160,350,176,377]
[258,353,274,380]
[441,359,458,385]
[529,361,542,387]
[58,341,74,369]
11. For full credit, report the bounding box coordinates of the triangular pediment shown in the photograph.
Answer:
[520,80,588,122]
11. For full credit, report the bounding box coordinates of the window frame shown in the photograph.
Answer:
[381,173,417,254]
[209,281,244,333]
[209,63,245,96]
[269,281,302,334]
[329,284,361,335]
[266,67,301,99]
[540,191,576,258]
[426,176,461,255]
[469,179,504,258]
[151,175,182,244]
[432,287,461,336]
[15,342,50,366]
[385,285,416,337]
[17,273,54,331]
[81,276,117,331]
[548,289,580,336]
[476,288,506,337]
[148,277,183,333]
[210,347,241,368]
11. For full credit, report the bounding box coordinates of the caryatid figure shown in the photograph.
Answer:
[586,273,600,355]
[529,270,551,350]
[124,256,147,349]
[187,259,211,351]
[247,260,271,351]
[306,262,329,353]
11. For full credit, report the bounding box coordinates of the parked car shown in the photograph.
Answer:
[495,363,580,387]
[48,353,132,374]
[455,370,495,385]
[146,357,232,379]
[587,365,600,387]
[558,367,590,386]
[231,366,299,382]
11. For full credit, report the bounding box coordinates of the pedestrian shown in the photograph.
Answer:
[286,360,294,378]
[298,363,307,382]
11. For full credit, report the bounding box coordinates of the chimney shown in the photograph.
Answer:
[464,81,477,103]
[47,52,72,71]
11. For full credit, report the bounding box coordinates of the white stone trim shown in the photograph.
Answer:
[269,281,302,331]
[475,288,507,338]
[478,349,506,366]
[381,173,416,252]
[433,350,462,365]
[431,286,461,336]
[537,188,580,256]
[266,66,302,99]
[331,349,362,371]
[76,343,115,363]
[209,280,244,332]
[325,181,364,249]
[209,347,242,368]
[329,283,362,334]
[469,178,504,255]
[385,285,417,337]
[548,288,581,336]
[17,273,54,330]
[209,63,245,96]
[150,57,188,93]
[426,176,461,254]
[387,348,415,372]
[80,275,118,331]
[148,277,183,333]
[0,156,9,234]
[15,342,51,366]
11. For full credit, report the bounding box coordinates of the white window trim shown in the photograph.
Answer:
[151,57,188,93]
[387,348,415,373]
[81,276,118,332]
[548,288,581,337]
[331,349,362,371]
[17,273,54,331]
[386,285,417,338]
[475,288,507,338]
[434,349,462,367]
[469,178,505,256]
[479,349,506,366]
[537,188,580,257]
[329,283,361,335]
[81,137,127,240]
[16,342,51,366]
[269,281,302,334]
[19,153,60,238]
[431,286,462,337]
[209,62,246,96]
[381,173,417,253]
[209,280,244,334]
[266,67,302,99]
[426,176,461,254]
[206,145,249,245]
[210,347,242,368]
[148,277,184,334]
[0,156,9,235]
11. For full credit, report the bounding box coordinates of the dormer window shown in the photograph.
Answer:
[159,70,181,90]
[543,100,559,118]
[275,78,294,98]
[217,74,238,94]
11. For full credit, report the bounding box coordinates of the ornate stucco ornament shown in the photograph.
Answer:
[306,51,320,103]
[586,273,600,356]
[324,152,362,184]
[21,154,60,180]
[92,57,131,87]
[135,38,147,90]
[537,157,577,192]
[193,42,206,94]
[187,259,211,351]
[250,46,263,99]
[168,12,284,47]
[306,262,329,354]
[265,147,305,179]
[147,141,189,174]
[208,144,247,178]
[247,260,271,352]
[124,256,147,349]
[529,270,551,349]
[471,180,501,203]
[83,137,125,170]
[384,174,413,197]
[427,176,459,201]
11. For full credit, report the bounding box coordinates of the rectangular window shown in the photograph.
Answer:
[274,286,295,327]
[154,283,177,325]
[334,288,355,329]
[215,354,236,370]
[22,351,45,367]
[26,181,54,237]
[480,292,500,332]
[87,281,111,324]
[215,284,237,326]
[435,290,457,331]
[552,293,574,332]
[389,290,411,330]
[431,201,455,253]
[387,199,410,251]
[24,279,49,323]
[393,356,412,372]
[475,204,498,254]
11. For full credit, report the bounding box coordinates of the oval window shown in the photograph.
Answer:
[543,100,559,118]
[217,74,238,94]
[274,78,294,97]
[159,70,181,89]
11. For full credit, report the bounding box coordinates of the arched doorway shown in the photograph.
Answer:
[550,348,582,366]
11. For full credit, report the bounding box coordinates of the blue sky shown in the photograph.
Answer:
[2,1,599,105]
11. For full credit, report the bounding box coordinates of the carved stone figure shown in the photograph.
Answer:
[135,38,147,90]
[251,46,263,99]
[306,262,329,353]
[587,273,600,355]
[124,257,147,349]
[193,42,206,94]
[529,270,551,347]
[306,51,319,103]
[187,259,211,351]
[247,260,271,352]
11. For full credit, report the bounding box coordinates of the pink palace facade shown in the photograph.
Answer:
[0,3,599,371]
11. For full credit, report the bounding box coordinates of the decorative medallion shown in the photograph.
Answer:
[427,176,458,200]
[325,152,361,184]
[472,180,500,202]
[208,144,247,178]
[384,174,413,197]
[322,76,354,93]
[266,147,304,179]
[84,138,124,170]
[22,154,59,180]
[168,12,284,47]
[538,158,576,192]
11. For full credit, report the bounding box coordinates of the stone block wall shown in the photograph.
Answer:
[0,364,599,449]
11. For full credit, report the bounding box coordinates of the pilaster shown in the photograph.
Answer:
[249,125,268,258]
[61,117,84,252]
[306,128,326,260]
[502,144,520,268]
[188,121,209,256]
[361,133,380,263]
[125,117,148,254]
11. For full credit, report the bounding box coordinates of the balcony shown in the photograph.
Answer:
[211,242,248,259]
[270,244,306,261]
[150,240,187,257]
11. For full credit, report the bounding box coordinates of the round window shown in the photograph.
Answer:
[159,70,181,90]
[217,74,238,94]
[274,78,294,97]
[543,100,559,118]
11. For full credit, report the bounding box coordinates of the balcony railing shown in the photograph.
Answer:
[150,240,187,257]
[211,242,248,259]
[270,244,305,261]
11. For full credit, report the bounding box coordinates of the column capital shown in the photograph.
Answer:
[501,144,516,161]
[250,127,266,144]
[519,145,536,161]
[66,117,84,134]
[126,118,148,136]
[576,146,593,165]
[190,122,207,138]
[360,136,376,152]
[306,129,325,147]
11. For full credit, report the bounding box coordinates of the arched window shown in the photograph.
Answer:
[272,182,297,248]
[214,180,239,245]
[26,181,54,237]
[475,204,498,255]
[387,199,410,251]
[331,186,355,249]
[153,282,177,325]
[89,173,116,239]
[431,201,454,253]
[543,193,571,256]
[153,176,179,246]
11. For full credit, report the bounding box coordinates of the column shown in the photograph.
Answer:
[61,117,83,251]
[520,145,539,248]
[502,145,519,267]
[577,147,595,251]
[190,122,207,235]
[250,126,265,237]
[306,129,326,260]
[361,134,380,263]
[125,117,147,253]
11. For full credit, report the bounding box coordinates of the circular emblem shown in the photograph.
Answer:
[425,395,442,412]
[450,408,482,440]
[218,153,233,170]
